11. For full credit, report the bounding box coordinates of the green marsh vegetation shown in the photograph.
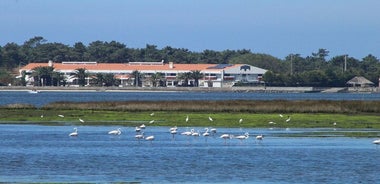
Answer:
[0,100,379,129]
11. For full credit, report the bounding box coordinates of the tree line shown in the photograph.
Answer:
[1,36,379,87]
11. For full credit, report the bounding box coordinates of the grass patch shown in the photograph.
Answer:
[1,100,380,129]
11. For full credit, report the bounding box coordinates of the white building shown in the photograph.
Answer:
[19,61,267,87]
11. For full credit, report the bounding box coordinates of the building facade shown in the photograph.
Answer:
[19,61,267,88]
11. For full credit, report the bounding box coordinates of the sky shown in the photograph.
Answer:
[1,0,379,60]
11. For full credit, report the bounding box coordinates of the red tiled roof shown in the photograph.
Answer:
[20,62,234,72]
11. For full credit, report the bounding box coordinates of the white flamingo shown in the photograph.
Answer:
[373,139,380,145]
[170,129,177,140]
[169,126,177,132]
[203,128,210,137]
[191,129,200,137]
[135,133,144,143]
[210,128,217,135]
[203,128,210,142]
[181,131,192,136]
[69,127,78,136]
[145,135,155,143]
[256,134,264,140]
[108,128,121,135]
[220,134,232,144]
[235,132,249,143]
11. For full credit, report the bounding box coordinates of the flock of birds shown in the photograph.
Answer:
[68,125,264,144]
[56,112,380,145]
[64,113,268,144]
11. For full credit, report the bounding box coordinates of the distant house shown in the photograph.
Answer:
[18,61,267,88]
[346,76,374,87]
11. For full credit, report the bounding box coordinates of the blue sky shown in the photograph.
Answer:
[1,0,379,59]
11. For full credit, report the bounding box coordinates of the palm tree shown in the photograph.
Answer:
[132,70,142,87]
[103,73,116,86]
[74,68,88,86]
[177,72,192,86]
[150,72,164,87]
[93,73,105,86]
[191,70,204,87]
[31,66,55,86]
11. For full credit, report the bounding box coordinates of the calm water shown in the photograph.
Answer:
[1,91,380,107]
[1,124,379,183]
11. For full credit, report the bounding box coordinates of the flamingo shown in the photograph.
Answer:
[169,126,177,132]
[145,135,155,143]
[69,127,78,136]
[181,128,192,136]
[203,128,210,137]
[256,134,264,140]
[220,134,232,144]
[108,128,121,135]
[235,132,249,142]
[170,129,177,140]
[210,128,217,136]
[203,128,210,142]
[373,139,380,145]
[192,129,200,137]
[135,133,144,143]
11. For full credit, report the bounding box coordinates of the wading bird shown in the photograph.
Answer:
[373,139,380,145]
[145,135,155,143]
[108,128,122,135]
[256,134,264,140]
[220,134,232,144]
[235,132,249,143]
[69,127,78,136]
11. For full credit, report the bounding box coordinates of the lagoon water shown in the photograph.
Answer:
[0,91,380,107]
[1,124,380,183]
[1,91,380,183]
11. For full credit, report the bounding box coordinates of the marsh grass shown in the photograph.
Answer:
[1,100,380,129]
